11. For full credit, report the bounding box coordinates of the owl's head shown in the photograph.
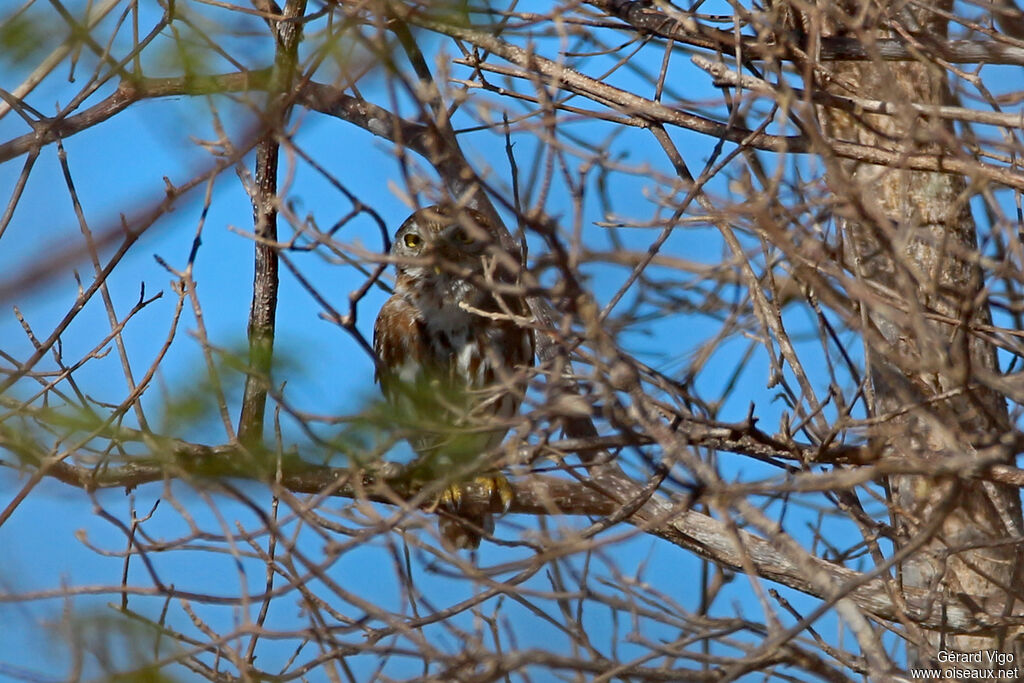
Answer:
[391,205,495,279]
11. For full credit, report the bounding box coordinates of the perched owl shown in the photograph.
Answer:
[373,205,535,549]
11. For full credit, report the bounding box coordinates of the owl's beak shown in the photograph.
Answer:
[433,265,442,275]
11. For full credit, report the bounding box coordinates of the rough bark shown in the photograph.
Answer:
[238,0,307,445]
[815,0,1024,665]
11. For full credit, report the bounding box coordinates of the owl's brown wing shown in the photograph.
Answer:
[372,293,448,461]
[372,293,428,405]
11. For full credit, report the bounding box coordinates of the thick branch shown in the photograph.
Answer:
[0,70,271,166]
[4,68,1022,193]
[13,443,1023,634]
[587,0,1024,66]
[400,14,1024,192]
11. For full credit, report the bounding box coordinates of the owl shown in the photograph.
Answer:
[373,205,535,549]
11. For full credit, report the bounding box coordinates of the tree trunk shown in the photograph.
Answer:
[814,0,1023,666]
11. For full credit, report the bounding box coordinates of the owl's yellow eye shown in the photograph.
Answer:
[403,233,422,249]
[453,229,472,244]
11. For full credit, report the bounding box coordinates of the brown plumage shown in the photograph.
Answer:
[373,205,534,549]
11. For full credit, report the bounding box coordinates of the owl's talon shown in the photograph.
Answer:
[492,473,514,514]
[439,484,462,510]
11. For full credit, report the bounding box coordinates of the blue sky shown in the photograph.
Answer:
[3,1,1022,680]
[0,86,798,683]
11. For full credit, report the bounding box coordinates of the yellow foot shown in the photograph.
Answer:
[438,472,514,513]
[434,473,514,551]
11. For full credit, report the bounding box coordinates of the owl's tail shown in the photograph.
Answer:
[438,511,494,551]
